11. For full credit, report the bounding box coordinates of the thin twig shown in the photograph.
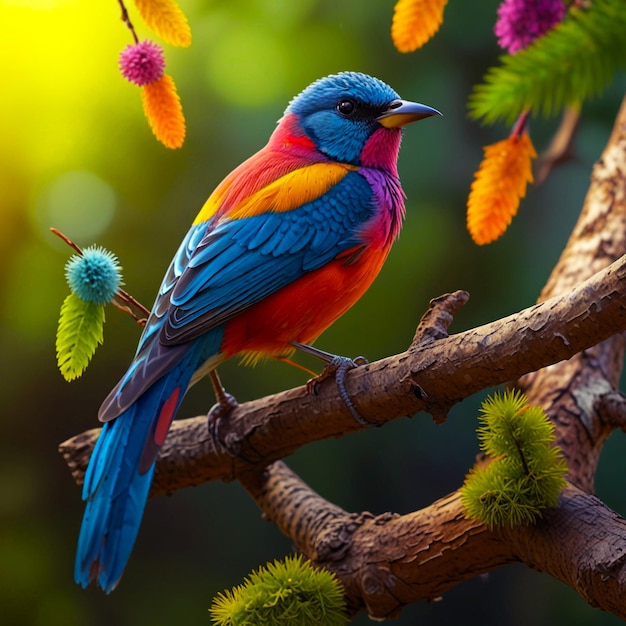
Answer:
[50,227,83,256]
[535,105,581,186]
[117,0,139,44]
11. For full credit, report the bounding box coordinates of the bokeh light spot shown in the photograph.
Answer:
[32,170,116,244]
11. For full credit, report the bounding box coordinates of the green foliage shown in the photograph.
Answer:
[460,390,568,529]
[209,555,347,626]
[469,0,626,125]
[55,293,105,381]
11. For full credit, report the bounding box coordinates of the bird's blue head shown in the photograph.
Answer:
[285,72,440,167]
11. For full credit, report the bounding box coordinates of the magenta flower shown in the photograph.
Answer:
[119,40,165,86]
[495,0,566,54]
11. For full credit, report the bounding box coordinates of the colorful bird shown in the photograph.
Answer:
[74,71,440,592]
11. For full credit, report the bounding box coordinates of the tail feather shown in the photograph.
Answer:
[75,352,200,593]
[75,391,160,591]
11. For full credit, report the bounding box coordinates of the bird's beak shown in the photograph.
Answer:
[377,99,442,128]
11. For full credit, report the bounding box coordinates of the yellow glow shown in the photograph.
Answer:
[0,0,134,331]
[0,1,129,176]
[2,0,79,9]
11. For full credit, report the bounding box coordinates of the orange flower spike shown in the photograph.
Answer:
[391,0,448,53]
[133,0,191,48]
[467,128,537,245]
[141,74,186,149]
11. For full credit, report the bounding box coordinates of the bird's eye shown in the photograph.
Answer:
[337,99,357,117]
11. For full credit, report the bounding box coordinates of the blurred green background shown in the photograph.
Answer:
[1,1,625,624]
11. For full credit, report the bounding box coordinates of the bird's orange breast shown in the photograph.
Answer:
[220,245,389,361]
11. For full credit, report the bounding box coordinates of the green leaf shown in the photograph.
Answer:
[56,293,105,381]
[209,555,347,626]
[469,0,626,125]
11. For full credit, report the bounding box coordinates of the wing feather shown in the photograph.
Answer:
[100,161,375,419]
[162,168,375,344]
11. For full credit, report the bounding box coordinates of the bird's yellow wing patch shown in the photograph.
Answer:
[192,177,234,225]
[193,162,357,225]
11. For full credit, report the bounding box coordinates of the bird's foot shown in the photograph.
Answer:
[207,370,241,456]
[306,355,373,426]
[207,392,242,456]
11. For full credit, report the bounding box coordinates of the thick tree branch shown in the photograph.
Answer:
[60,254,626,495]
[240,462,626,620]
[239,461,501,620]
[519,94,626,491]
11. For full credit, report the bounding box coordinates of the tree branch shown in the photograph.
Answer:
[240,462,626,620]
[519,94,626,491]
[60,253,626,495]
[238,460,501,620]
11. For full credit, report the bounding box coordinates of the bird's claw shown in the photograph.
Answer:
[207,392,240,456]
[307,355,373,426]
[306,355,368,393]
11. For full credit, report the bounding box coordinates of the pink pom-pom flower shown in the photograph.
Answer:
[495,0,566,54]
[119,40,166,86]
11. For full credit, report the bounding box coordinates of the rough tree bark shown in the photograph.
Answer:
[60,96,626,621]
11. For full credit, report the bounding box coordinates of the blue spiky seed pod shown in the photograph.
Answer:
[65,246,122,305]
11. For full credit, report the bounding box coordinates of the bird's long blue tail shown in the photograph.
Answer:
[74,353,199,593]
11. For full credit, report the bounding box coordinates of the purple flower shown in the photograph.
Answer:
[495,0,566,54]
[119,40,165,86]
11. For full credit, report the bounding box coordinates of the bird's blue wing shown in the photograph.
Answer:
[162,169,376,344]
[99,169,375,421]
[98,222,217,421]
